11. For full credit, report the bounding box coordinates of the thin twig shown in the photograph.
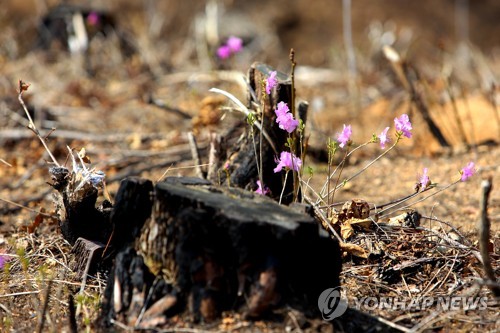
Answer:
[329,136,401,200]
[0,291,40,298]
[416,226,483,264]
[37,279,53,333]
[17,80,60,167]
[207,133,222,181]
[319,139,372,200]
[444,75,468,147]
[68,293,78,333]
[0,158,12,167]
[0,128,169,142]
[378,181,457,218]
[478,177,500,296]
[157,163,212,183]
[147,96,192,119]
[303,194,343,244]
[0,197,56,218]
[187,132,205,179]
[279,171,289,205]
[287,310,304,333]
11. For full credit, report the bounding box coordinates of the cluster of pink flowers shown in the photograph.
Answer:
[254,98,476,197]
[275,102,298,133]
[256,71,293,195]
[217,36,243,59]
[415,161,475,193]
[376,114,411,149]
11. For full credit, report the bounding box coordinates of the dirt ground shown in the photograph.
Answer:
[0,0,499,332]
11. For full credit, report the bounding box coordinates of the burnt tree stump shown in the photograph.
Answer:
[48,64,341,330]
[99,177,341,328]
[50,166,112,245]
[109,177,154,250]
[219,62,299,203]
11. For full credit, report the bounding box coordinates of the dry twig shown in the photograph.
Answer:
[478,177,500,297]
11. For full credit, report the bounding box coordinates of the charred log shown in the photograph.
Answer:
[98,178,341,328]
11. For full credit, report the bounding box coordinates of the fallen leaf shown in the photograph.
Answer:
[348,217,373,230]
[340,242,368,258]
[340,222,354,240]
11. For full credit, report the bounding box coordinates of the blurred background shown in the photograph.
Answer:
[0,0,498,227]
[1,0,499,68]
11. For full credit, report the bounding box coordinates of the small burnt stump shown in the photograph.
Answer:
[99,177,341,329]
[219,63,299,203]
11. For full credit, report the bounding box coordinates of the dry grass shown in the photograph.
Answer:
[0,229,106,331]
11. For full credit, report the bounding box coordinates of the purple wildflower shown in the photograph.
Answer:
[227,36,243,53]
[419,167,430,190]
[0,252,10,270]
[378,127,390,149]
[394,114,412,138]
[255,180,270,195]
[275,102,298,133]
[277,113,299,133]
[274,151,302,173]
[266,71,278,94]
[275,101,289,117]
[86,12,100,26]
[460,162,475,181]
[337,124,352,148]
[217,45,231,59]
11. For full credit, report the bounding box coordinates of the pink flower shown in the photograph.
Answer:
[419,167,430,190]
[460,162,475,181]
[275,101,289,117]
[276,112,299,133]
[274,151,302,173]
[0,252,10,270]
[394,114,412,138]
[275,102,298,133]
[378,127,390,149]
[217,45,231,59]
[227,36,243,53]
[255,180,270,195]
[266,71,278,94]
[337,124,352,148]
[86,12,100,26]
